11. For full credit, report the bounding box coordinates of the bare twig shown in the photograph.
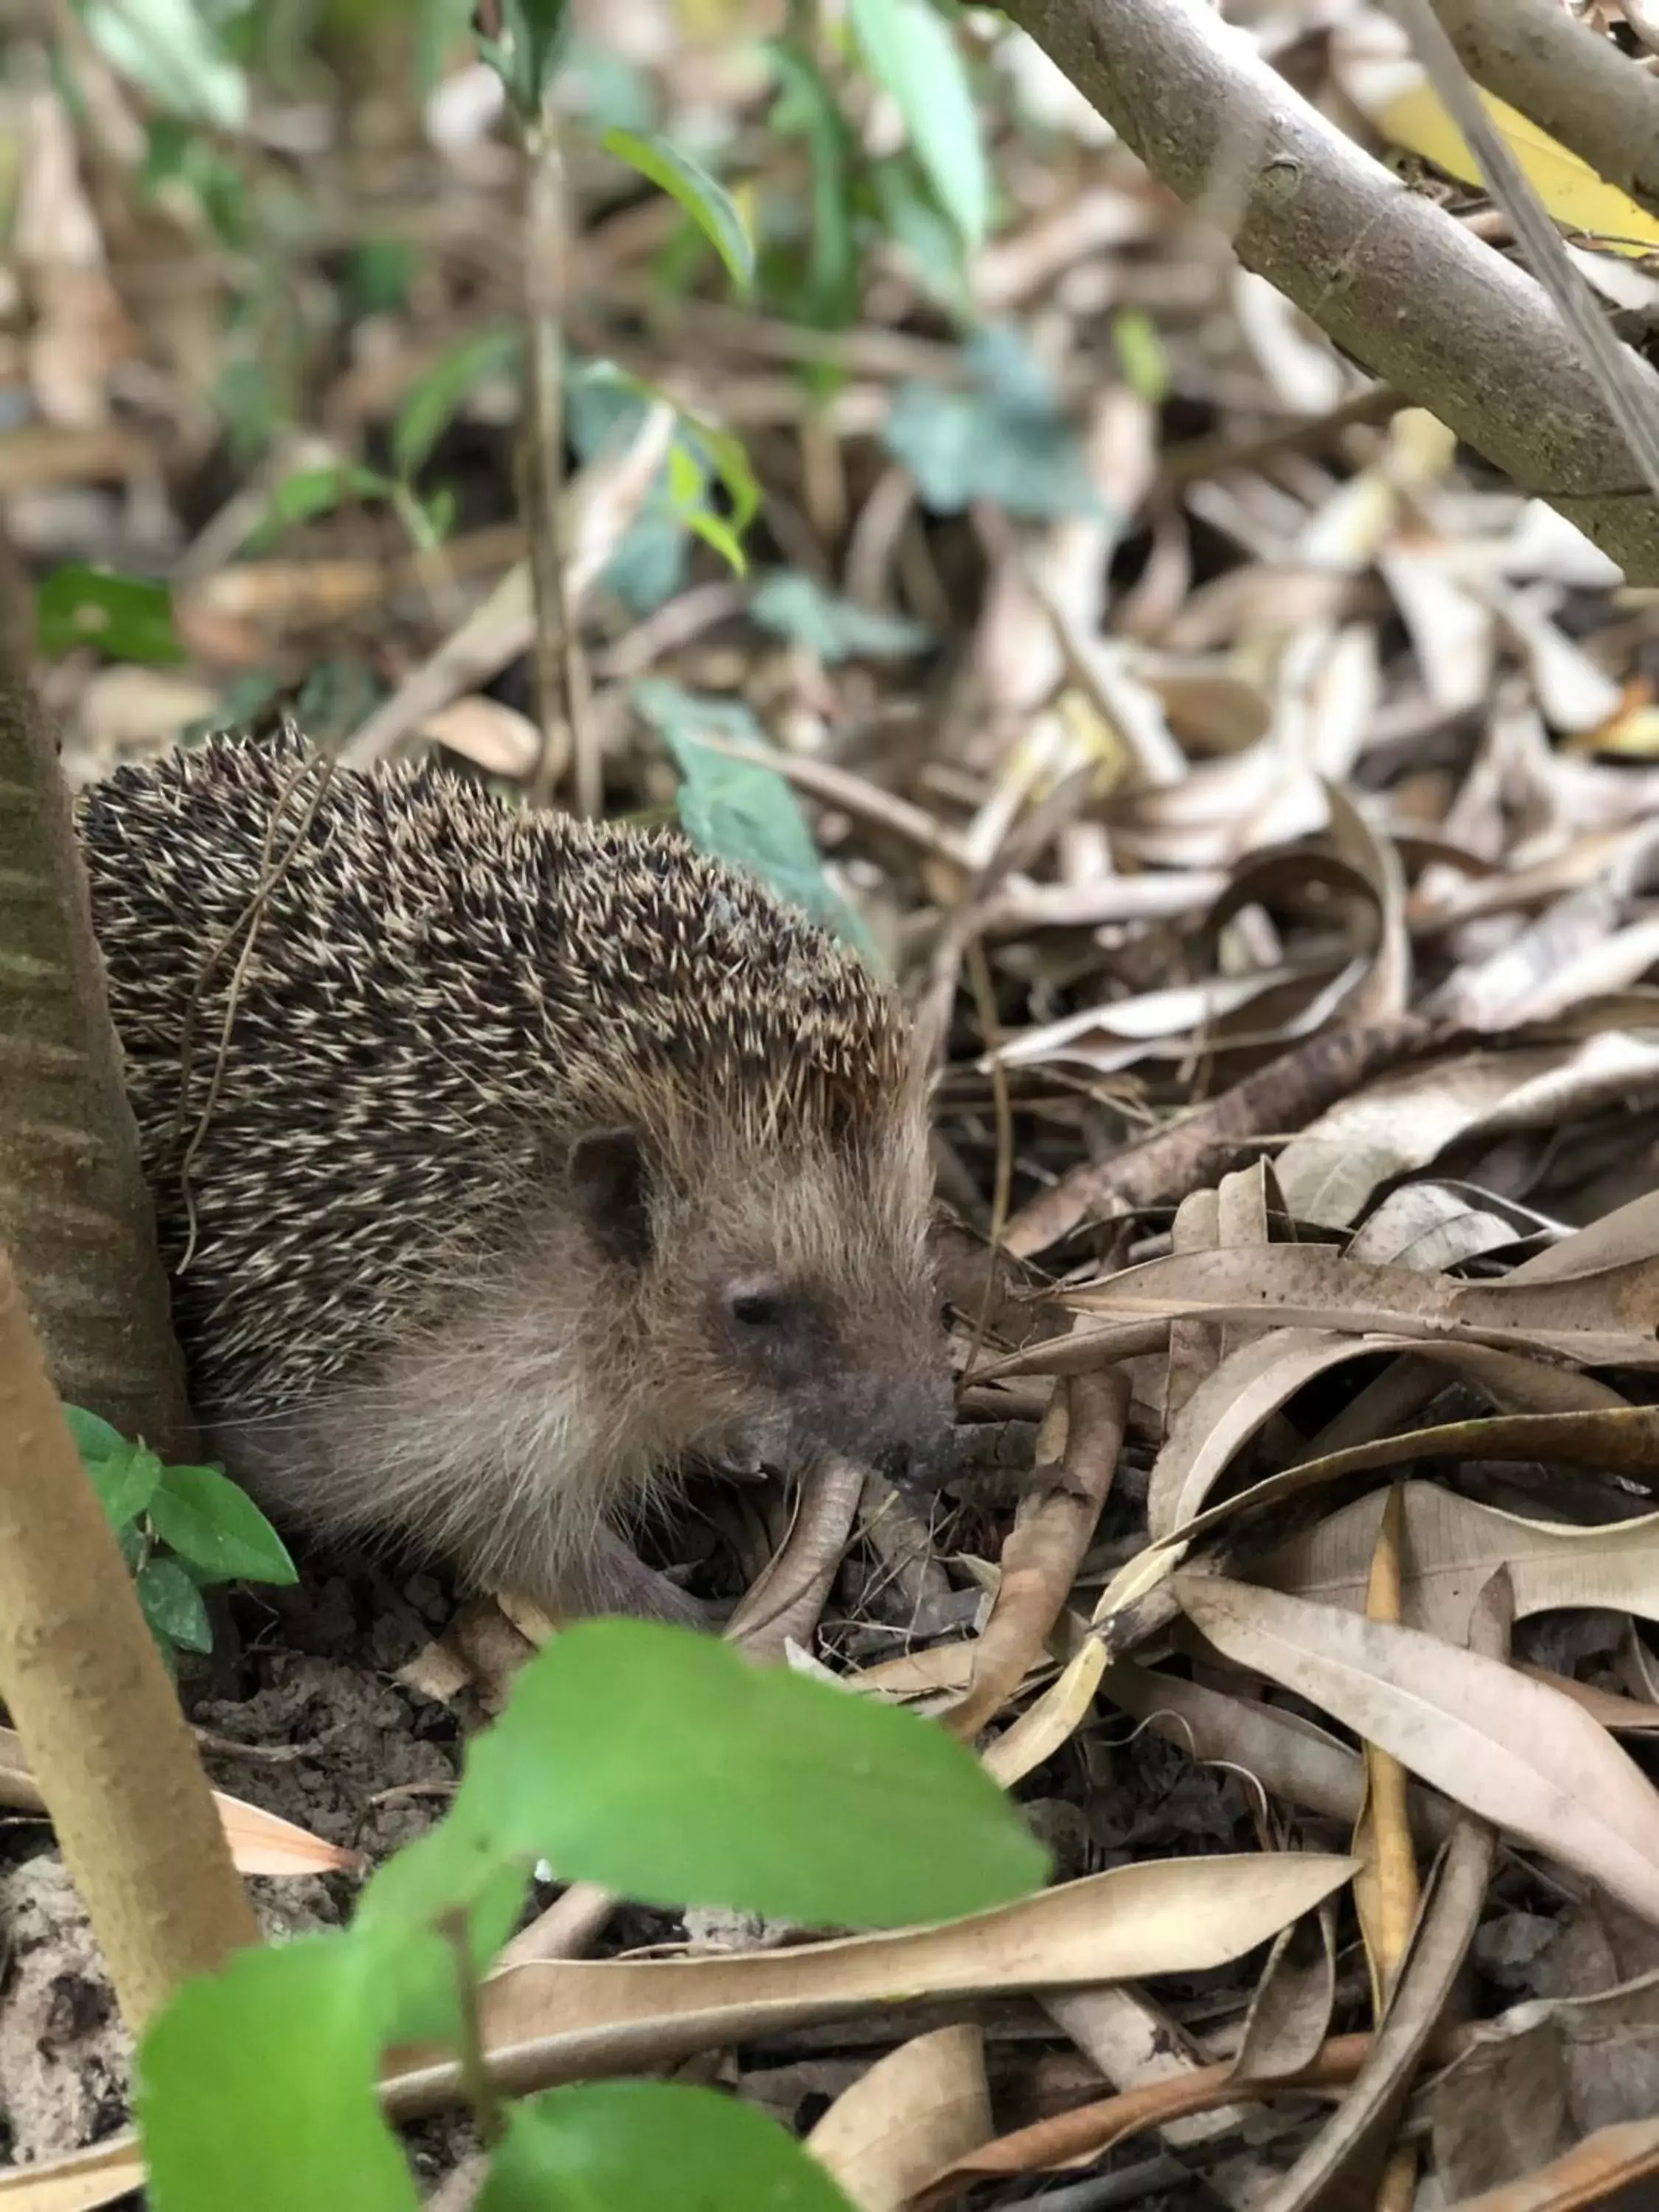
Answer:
[1429,0,1659,218]
[996,0,1659,578]
[1002,1010,1448,1257]
[1394,0,1659,509]
[521,112,597,815]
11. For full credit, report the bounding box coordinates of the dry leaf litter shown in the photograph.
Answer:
[12,0,1659,2207]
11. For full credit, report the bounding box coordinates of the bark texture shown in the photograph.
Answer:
[1431,0,1659,218]
[998,0,1659,580]
[0,652,195,1457]
[0,1252,257,2031]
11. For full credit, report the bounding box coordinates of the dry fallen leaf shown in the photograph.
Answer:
[0,1727,361,1877]
[942,1366,1125,1739]
[381,1851,1360,2115]
[1062,1242,1659,1366]
[807,2025,992,2211]
[1176,1574,1659,1925]
[1256,1481,1659,1648]
[1272,1032,1659,1228]
[0,2132,146,2211]
[1437,2115,1659,2211]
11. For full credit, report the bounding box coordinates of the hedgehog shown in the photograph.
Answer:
[76,728,953,1622]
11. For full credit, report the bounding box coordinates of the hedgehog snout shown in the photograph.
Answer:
[868,1386,959,1497]
[821,1350,957,1495]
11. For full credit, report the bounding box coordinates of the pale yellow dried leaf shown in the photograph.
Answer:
[1146,1326,1375,1543]
[1378,546,1493,714]
[392,1852,1360,2112]
[0,2131,144,2211]
[1097,1658,1392,1834]
[944,1370,1125,1739]
[807,2025,991,2211]
[1138,661,1271,755]
[1233,270,1346,412]
[1498,588,1624,732]
[1099,1403,1659,1627]
[1366,71,1659,257]
[981,1635,1107,1787]
[985,968,1310,1074]
[1176,1575,1659,1924]
[418,695,542,779]
[212,1791,364,1877]
[1506,1187,1659,1285]
[1345,1183,1542,1273]
[1428,878,1624,1031]
[1324,778,1410,1021]
[1273,1032,1659,1228]
[1066,1241,1659,1360]
[77,668,219,754]
[1256,1480,1659,1647]
[846,1645,975,1701]
[1045,1983,1242,2150]
[1516,1666,1659,1733]
[0,1726,359,1874]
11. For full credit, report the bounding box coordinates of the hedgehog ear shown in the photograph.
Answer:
[567,1126,654,1267]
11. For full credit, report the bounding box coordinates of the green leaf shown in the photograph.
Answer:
[414,0,478,98]
[601,131,754,293]
[883,326,1107,520]
[477,2082,858,2212]
[142,118,247,246]
[665,442,745,577]
[353,1823,539,2052]
[136,1557,214,1656]
[392,325,522,481]
[478,0,573,119]
[60,1405,128,1464]
[567,361,688,616]
[147,1465,298,1586]
[751,572,933,662]
[846,0,987,249]
[869,153,973,319]
[761,42,859,329]
[214,355,281,467]
[83,0,248,129]
[1113,308,1170,405]
[88,1442,164,1534]
[420,484,458,545]
[347,239,417,318]
[406,1618,1047,1927]
[633,681,879,960]
[356,1851,529,2047]
[137,1937,421,2212]
[253,465,396,548]
[36,566,184,665]
[568,361,759,608]
[680,416,760,539]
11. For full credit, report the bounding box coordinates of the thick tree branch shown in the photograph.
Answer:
[998,0,1659,580]
[0,1251,258,2031]
[1431,0,1659,218]
[0,583,196,1456]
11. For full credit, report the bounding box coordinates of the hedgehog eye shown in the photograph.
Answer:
[730,1290,786,1330]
